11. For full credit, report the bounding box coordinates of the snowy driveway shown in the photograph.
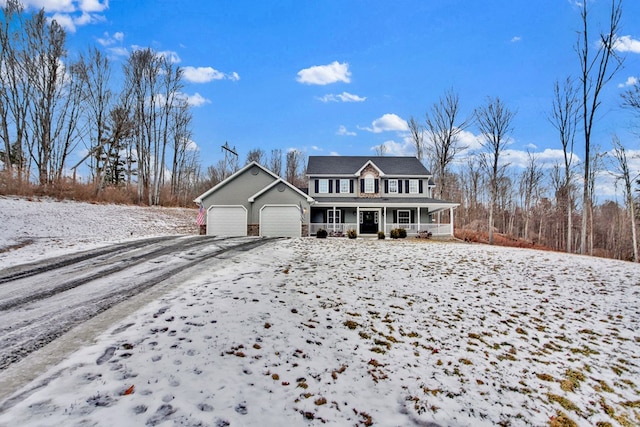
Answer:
[0,236,273,372]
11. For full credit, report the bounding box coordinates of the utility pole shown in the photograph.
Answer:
[221,141,238,180]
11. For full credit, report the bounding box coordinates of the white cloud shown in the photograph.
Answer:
[614,35,640,53]
[185,92,210,107]
[317,92,366,103]
[618,76,638,88]
[296,61,351,85]
[50,12,76,32]
[97,31,124,47]
[371,139,416,157]
[107,46,128,58]
[336,125,356,136]
[15,0,109,32]
[362,113,409,133]
[8,0,108,12]
[329,151,340,156]
[182,66,240,83]
[511,36,522,43]
[13,0,75,12]
[158,50,181,64]
[185,139,199,152]
[78,0,108,13]
[310,146,322,152]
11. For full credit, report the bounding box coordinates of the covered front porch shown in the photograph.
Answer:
[309,202,457,237]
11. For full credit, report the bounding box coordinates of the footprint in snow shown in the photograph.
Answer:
[235,402,248,415]
[96,346,116,365]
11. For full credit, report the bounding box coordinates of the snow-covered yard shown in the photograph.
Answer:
[0,197,639,426]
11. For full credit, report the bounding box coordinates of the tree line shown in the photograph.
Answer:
[0,1,199,206]
[404,0,639,261]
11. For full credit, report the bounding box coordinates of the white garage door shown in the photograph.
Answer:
[207,206,247,237]
[261,205,301,237]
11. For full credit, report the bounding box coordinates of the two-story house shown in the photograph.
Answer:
[306,156,458,236]
[193,156,458,238]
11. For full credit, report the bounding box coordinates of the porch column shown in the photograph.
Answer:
[383,206,387,235]
[333,206,337,232]
[450,207,455,236]
[356,206,360,235]
[417,207,421,233]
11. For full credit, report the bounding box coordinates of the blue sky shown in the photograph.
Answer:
[6,0,640,196]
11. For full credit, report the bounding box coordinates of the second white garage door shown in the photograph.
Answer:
[207,206,247,236]
[260,205,301,237]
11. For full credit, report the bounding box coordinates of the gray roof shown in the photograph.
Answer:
[307,156,431,176]
[313,196,456,205]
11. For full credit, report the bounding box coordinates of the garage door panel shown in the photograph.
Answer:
[208,206,247,236]
[261,206,300,237]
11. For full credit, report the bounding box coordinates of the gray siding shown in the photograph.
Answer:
[250,183,310,223]
[201,166,275,210]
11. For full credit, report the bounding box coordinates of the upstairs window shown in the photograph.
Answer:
[340,179,350,193]
[364,178,374,193]
[388,179,398,193]
[409,179,419,194]
[318,179,329,194]
[364,174,375,193]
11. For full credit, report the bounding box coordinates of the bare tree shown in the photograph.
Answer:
[610,136,638,262]
[285,149,302,185]
[475,97,515,245]
[622,76,640,114]
[549,77,580,252]
[407,116,424,161]
[0,0,30,179]
[123,48,187,205]
[424,89,470,199]
[23,11,85,185]
[76,47,113,189]
[245,148,265,165]
[169,98,192,197]
[374,143,387,156]
[575,0,624,254]
[269,148,283,176]
[519,151,544,240]
[587,147,606,255]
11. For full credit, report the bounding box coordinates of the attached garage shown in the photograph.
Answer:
[260,205,301,237]
[207,206,247,236]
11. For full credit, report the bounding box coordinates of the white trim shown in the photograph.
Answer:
[248,178,314,203]
[358,207,381,234]
[194,162,280,204]
[355,160,385,177]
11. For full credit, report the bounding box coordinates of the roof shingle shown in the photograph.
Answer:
[306,156,431,176]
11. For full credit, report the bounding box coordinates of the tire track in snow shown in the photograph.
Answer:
[0,236,276,370]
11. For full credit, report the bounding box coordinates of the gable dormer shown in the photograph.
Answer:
[358,163,381,198]
[354,160,385,177]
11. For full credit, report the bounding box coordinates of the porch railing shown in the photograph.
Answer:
[384,223,453,236]
[310,222,453,236]
[309,223,358,236]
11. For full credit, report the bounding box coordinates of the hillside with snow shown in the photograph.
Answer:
[0,197,639,426]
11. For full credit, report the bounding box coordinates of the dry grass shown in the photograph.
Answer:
[0,173,194,207]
